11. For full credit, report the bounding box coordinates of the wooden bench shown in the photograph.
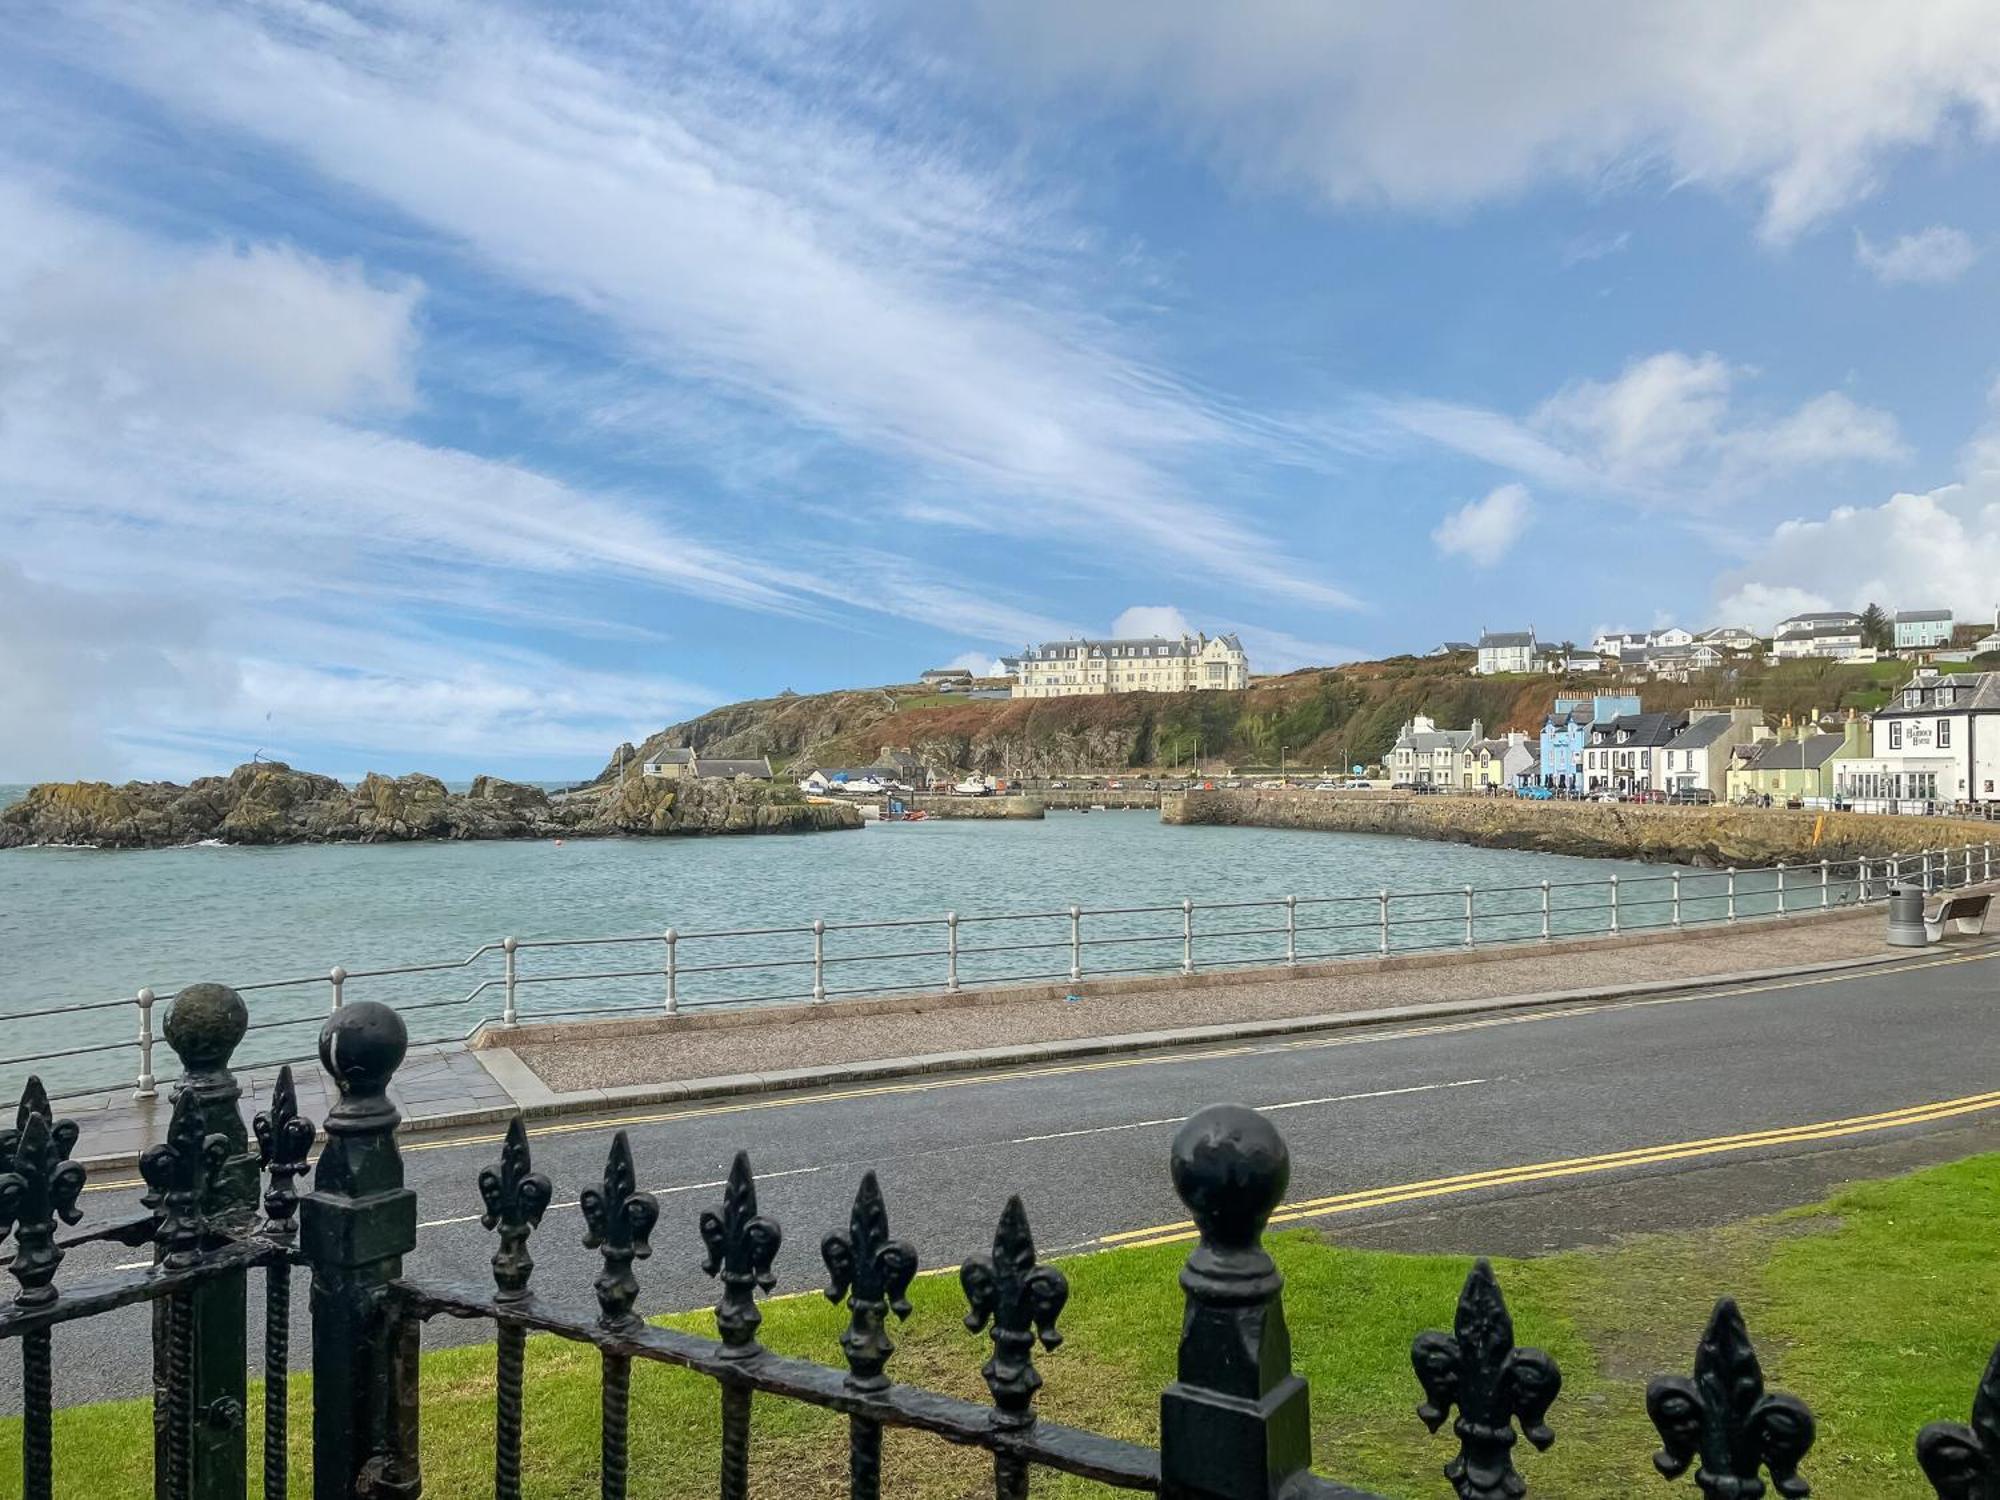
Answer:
[1926,892,1993,943]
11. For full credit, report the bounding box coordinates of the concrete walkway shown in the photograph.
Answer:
[52,902,1950,1165]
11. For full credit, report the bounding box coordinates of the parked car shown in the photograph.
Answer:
[1595,791,1620,803]
[1669,788,1715,805]
[1518,785,1554,800]
[1342,778,1372,790]
[1309,780,1341,791]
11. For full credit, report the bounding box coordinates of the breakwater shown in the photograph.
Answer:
[1162,789,1998,867]
[905,795,1044,819]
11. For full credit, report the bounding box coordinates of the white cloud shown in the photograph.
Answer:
[36,0,1354,611]
[1855,226,1980,285]
[1391,351,1904,505]
[1431,483,1533,567]
[937,650,995,675]
[1560,229,1632,267]
[964,1,2000,242]
[1110,605,1194,638]
[1716,388,2000,628]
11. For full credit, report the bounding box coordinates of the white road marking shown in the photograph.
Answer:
[1005,1077,1487,1146]
[415,1164,824,1231]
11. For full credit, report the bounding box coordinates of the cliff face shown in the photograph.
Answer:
[0,762,859,850]
[1164,789,1999,867]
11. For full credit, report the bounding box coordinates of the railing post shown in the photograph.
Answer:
[1069,905,1083,984]
[1776,862,1786,915]
[1160,1106,1314,1500]
[1182,898,1195,976]
[1608,876,1619,935]
[1283,896,1296,966]
[812,919,827,1005]
[1378,889,1390,955]
[1462,886,1475,946]
[663,929,678,1015]
[1671,870,1682,928]
[1859,856,1870,903]
[1727,867,1737,922]
[945,912,960,993]
[1539,881,1550,941]
[133,987,158,1099]
[502,936,519,1027]
[1820,858,1829,908]
[157,983,260,1500]
[328,965,346,1013]
[303,1001,421,1500]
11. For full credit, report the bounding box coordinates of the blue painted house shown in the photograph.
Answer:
[1539,694,1642,789]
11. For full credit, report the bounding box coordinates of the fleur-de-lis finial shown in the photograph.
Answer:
[1412,1258,1561,1500]
[700,1151,782,1355]
[0,1103,87,1306]
[961,1195,1067,1429]
[479,1117,552,1302]
[0,1077,78,1177]
[580,1130,657,1329]
[822,1171,919,1390]
[252,1065,316,1237]
[1917,1341,2000,1498]
[139,1088,232,1268]
[1648,1299,1814,1498]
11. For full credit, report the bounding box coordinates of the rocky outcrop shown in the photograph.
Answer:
[1164,789,1999,867]
[0,762,859,850]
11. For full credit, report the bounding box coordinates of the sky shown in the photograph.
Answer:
[5,1,2000,782]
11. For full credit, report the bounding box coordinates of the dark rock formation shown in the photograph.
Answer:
[0,762,859,850]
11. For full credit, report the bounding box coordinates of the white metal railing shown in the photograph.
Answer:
[6,841,1994,1103]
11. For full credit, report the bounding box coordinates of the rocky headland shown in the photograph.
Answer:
[0,761,860,850]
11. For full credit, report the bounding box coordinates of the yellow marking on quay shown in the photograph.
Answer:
[1101,1086,2000,1249]
[77,945,1998,1196]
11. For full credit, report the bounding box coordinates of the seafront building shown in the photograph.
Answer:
[1578,711,1688,794]
[1010,632,1249,699]
[1462,731,1536,788]
[1836,670,2000,809]
[1728,715,1866,805]
[640,750,774,780]
[1538,695,1642,790]
[1388,714,1480,787]
[1659,704,1768,798]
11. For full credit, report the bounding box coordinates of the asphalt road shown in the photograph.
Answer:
[30,943,2000,1407]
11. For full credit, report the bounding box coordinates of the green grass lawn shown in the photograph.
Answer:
[7,1152,2000,1497]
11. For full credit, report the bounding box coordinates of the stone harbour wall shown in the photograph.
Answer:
[1162,789,1999,867]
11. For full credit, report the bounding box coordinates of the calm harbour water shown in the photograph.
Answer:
[1,797,1778,1098]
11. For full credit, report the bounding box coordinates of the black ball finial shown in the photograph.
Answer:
[162,983,249,1074]
[1170,1104,1289,1254]
[319,1001,408,1100]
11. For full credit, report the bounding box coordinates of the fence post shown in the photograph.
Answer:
[1776,862,1786,916]
[1859,857,1870,903]
[1608,876,1619,935]
[1460,886,1474,946]
[302,1001,422,1500]
[663,929,678,1015]
[1182,898,1195,976]
[133,987,157,1099]
[1539,880,1551,941]
[1069,905,1083,984]
[1283,896,1296,966]
[328,965,346,1013]
[812,919,827,1004]
[1671,871,1682,928]
[1727,868,1737,922]
[1379,889,1390,955]
[502,936,519,1026]
[1820,858,1829,908]
[158,983,260,1500]
[945,912,960,993]
[1160,1105,1313,1500]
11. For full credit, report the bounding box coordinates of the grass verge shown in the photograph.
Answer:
[6,1151,2000,1497]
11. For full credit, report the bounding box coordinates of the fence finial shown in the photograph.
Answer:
[1161,1104,1313,1499]
[254,1064,316,1237]
[824,1171,918,1392]
[1648,1298,1813,1497]
[962,1195,1067,1430]
[1414,1258,1561,1499]
[1917,1340,2000,1498]
[480,1116,551,1302]
[701,1151,782,1356]
[582,1131,657,1331]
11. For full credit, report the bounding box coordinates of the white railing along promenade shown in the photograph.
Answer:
[6,842,1994,1102]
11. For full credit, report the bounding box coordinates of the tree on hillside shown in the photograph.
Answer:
[1860,602,1892,651]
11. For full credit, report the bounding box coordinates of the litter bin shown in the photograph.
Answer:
[1886,885,1928,948]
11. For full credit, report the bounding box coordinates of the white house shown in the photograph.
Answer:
[1389,714,1481,786]
[1835,670,2000,809]
[1592,630,1650,656]
[1651,626,1694,648]
[1772,611,1864,660]
[1660,705,1767,796]
[1893,609,1954,651]
[1475,630,1540,675]
[1697,626,1761,651]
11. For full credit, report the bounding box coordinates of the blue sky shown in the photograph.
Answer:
[5,2,2000,782]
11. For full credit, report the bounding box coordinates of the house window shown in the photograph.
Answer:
[1939,719,1951,748]
[1890,721,1903,750]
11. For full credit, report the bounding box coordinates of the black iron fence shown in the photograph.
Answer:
[2,983,1997,1498]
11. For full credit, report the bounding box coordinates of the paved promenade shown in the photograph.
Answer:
[50,901,1935,1164]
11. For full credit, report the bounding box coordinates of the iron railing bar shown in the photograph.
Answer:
[0,1239,284,1340]
[396,1281,1165,1490]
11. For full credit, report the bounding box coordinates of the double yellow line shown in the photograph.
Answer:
[1101,1086,2000,1249]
